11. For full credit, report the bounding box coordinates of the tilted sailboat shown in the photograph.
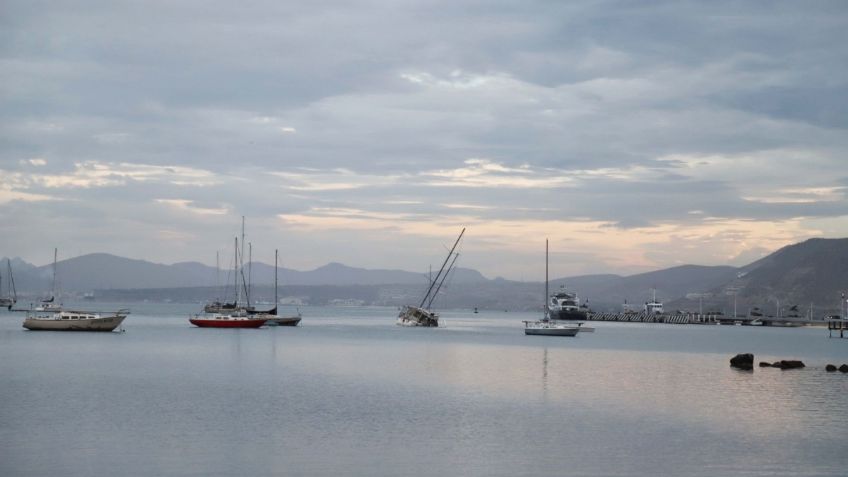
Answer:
[397,228,465,327]
[0,258,17,310]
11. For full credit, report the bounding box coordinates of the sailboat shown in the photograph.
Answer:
[524,240,580,337]
[190,219,267,328]
[1,258,17,310]
[397,228,465,327]
[258,249,302,326]
[35,249,61,312]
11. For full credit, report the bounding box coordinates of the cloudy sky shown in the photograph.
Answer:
[1,1,847,279]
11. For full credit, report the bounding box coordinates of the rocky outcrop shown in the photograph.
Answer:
[840,364,848,373]
[772,360,805,369]
[826,364,837,372]
[730,353,754,370]
[759,362,772,367]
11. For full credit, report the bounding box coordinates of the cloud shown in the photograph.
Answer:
[1,1,847,278]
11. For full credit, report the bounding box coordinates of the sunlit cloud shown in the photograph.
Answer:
[155,199,229,216]
[4,162,220,189]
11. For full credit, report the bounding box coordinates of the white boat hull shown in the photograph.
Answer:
[523,320,580,336]
[23,314,127,331]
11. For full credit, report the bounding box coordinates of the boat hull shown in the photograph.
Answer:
[550,309,588,321]
[524,326,579,336]
[397,306,439,327]
[23,315,126,332]
[190,317,267,328]
[265,316,302,326]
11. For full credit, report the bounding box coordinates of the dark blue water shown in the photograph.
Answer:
[2,303,847,476]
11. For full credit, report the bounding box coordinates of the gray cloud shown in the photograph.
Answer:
[2,0,847,277]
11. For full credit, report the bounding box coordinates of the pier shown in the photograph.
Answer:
[584,312,823,327]
[828,319,848,338]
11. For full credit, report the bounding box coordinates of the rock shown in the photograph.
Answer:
[840,364,848,373]
[730,353,754,370]
[825,364,837,372]
[776,360,805,370]
[759,362,772,367]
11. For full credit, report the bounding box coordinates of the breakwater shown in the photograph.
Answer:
[585,312,821,327]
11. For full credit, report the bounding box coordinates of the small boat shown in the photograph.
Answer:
[190,219,267,329]
[259,250,302,327]
[0,258,17,310]
[23,309,129,332]
[524,240,580,337]
[397,228,465,327]
[524,320,580,336]
[34,248,62,312]
[189,311,267,328]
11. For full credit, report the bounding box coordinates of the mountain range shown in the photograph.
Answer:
[3,238,847,315]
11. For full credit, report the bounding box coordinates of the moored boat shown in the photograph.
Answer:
[189,311,267,328]
[524,320,580,336]
[524,239,581,337]
[548,287,588,321]
[23,309,129,331]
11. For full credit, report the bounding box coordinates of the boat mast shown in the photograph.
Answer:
[215,251,220,301]
[51,248,57,301]
[234,237,241,305]
[418,227,465,309]
[545,239,549,321]
[274,249,279,314]
[248,242,252,303]
[426,252,460,309]
[7,259,14,301]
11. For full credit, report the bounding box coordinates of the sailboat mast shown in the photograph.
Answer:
[51,248,57,300]
[234,237,241,305]
[215,251,220,300]
[274,249,278,312]
[248,242,252,303]
[545,239,549,320]
[426,252,460,309]
[419,227,466,309]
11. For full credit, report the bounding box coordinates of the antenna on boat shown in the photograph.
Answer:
[274,249,279,314]
[545,239,549,321]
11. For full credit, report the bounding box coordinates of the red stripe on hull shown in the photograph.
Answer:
[189,318,267,328]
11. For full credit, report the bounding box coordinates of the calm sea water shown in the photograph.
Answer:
[2,302,847,476]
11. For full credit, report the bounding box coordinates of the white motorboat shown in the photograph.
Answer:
[524,320,580,336]
[23,309,129,332]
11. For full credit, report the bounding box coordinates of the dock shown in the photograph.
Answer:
[584,312,823,327]
[828,319,848,338]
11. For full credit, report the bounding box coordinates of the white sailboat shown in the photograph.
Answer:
[524,240,581,337]
[35,248,61,312]
[0,258,17,310]
[397,228,465,327]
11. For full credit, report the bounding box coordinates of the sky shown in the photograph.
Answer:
[1,0,847,279]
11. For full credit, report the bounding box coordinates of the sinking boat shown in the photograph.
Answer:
[397,228,465,327]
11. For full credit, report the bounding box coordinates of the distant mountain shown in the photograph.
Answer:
[4,237,847,315]
[1,253,488,293]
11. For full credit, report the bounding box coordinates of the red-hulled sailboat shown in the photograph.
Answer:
[190,218,268,329]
